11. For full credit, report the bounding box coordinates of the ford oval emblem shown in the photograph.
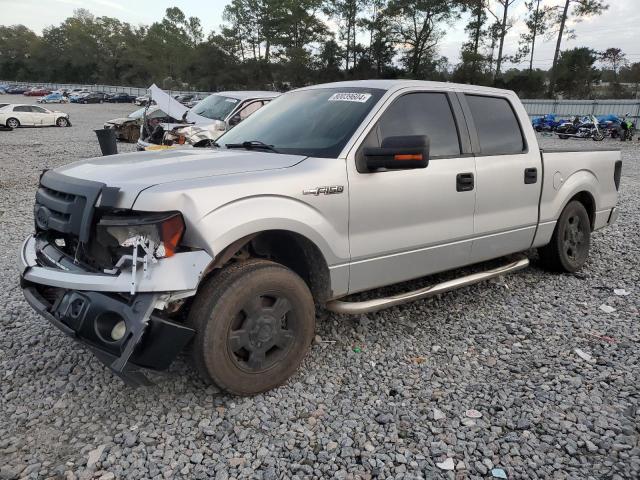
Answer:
[36,205,52,229]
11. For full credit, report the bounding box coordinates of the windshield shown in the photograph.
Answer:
[191,94,240,121]
[217,87,385,158]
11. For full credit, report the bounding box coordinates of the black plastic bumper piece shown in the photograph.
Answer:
[22,283,195,387]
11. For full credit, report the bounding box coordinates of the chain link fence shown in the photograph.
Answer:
[3,80,640,120]
[0,81,210,98]
[522,99,640,120]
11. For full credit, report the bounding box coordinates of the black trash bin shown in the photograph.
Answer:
[95,128,118,156]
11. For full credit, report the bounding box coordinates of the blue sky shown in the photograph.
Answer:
[2,0,639,67]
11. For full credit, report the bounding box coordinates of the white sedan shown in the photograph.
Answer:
[0,104,71,128]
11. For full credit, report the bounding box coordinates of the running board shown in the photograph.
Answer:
[325,256,530,315]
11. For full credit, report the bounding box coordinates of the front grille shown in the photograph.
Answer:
[34,171,107,243]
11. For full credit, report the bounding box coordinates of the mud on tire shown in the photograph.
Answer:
[188,259,316,395]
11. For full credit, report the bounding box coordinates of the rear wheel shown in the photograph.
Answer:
[189,259,315,395]
[56,117,69,127]
[539,200,591,272]
[6,118,19,129]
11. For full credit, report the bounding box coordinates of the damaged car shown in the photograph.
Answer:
[104,106,181,143]
[0,104,71,128]
[137,86,279,150]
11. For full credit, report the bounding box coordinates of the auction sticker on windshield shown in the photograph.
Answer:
[328,92,372,103]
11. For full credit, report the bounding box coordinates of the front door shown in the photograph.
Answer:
[347,90,477,294]
[13,105,34,125]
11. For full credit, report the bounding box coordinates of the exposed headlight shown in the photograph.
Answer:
[97,212,185,258]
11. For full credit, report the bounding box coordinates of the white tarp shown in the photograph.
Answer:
[148,84,213,124]
[148,84,190,122]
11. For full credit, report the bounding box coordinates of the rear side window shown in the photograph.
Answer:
[465,95,525,155]
[377,92,461,157]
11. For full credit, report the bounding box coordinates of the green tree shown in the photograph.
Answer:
[554,47,600,98]
[515,0,551,73]
[0,25,39,80]
[548,0,608,96]
[486,0,519,79]
[324,0,363,72]
[386,0,462,78]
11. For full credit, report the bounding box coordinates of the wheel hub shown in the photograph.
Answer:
[228,296,294,371]
[249,316,277,346]
[564,215,585,260]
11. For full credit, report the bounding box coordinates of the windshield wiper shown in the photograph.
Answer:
[225,140,279,153]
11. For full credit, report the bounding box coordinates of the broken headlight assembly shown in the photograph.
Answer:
[97,212,185,259]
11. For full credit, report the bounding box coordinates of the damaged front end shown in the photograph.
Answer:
[20,170,212,385]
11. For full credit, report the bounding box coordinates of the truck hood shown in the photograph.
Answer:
[56,148,306,207]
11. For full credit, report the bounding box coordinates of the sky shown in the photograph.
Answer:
[2,0,640,69]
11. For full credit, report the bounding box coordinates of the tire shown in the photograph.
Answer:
[592,131,605,141]
[538,200,591,273]
[100,99,104,104]
[56,117,69,127]
[6,118,20,129]
[558,134,568,140]
[188,259,315,395]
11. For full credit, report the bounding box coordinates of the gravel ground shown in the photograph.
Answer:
[0,95,638,480]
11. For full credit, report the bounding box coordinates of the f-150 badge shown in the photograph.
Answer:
[303,186,344,196]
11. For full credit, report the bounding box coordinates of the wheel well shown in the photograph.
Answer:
[211,230,332,303]
[568,191,595,229]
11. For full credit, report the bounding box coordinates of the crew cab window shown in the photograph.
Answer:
[465,95,525,155]
[377,92,461,157]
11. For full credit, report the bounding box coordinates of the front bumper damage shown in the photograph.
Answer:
[20,235,213,386]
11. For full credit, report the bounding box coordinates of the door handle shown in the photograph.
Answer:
[524,167,538,184]
[456,172,474,192]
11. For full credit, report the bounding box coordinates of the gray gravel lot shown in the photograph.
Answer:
[0,95,638,480]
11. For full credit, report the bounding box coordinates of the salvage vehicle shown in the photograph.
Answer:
[106,93,136,103]
[19,80,621,394]
[0,104,71,128]
[134,94,153,106]
[25,88,52,97]
[104,106,181,143]
[79,92,109,104]
[38,92,69,104]
[6,86,31,94]
[137,88,279,149]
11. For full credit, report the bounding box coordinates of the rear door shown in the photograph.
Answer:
[347,90,476,293]
[459,93,542,263]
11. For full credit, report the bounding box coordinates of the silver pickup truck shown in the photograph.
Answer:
[20,80,621,394]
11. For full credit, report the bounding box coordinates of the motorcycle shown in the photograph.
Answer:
[556,115,605,141]
[532,114,561,132]
[617,113,636,141]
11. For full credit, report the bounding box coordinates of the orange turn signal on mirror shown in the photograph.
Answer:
[394,154,423,161]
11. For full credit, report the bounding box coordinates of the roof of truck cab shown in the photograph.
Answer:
[297,79,513,95]
[215,91,280,100]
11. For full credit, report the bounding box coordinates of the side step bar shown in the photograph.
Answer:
[326,256,530,315]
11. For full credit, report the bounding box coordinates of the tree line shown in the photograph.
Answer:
[1,0,639,99]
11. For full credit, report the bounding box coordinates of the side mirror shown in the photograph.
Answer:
[363,135,430,171]
[228,115,241,127]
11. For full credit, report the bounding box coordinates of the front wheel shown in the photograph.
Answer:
[538,200,591,272]
[56,117,69,127]
[189,259,315,395]
[592,131,605,141]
